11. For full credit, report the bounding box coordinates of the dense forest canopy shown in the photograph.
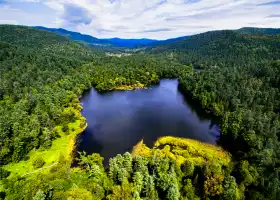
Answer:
[236,27,280,35]
[147,29,280,69]
[0,25,280,200]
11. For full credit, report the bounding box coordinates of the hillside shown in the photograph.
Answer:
[34,26,112,46]
[35,26,158,48]
[0,25,100,164]
[236,27,280,35]
[148,29,280,68]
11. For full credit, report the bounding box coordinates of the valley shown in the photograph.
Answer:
[0,24,280,200]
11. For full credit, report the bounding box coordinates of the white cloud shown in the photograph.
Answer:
[0,0,280,39]
[43,1,64,12]
[0,19,19,24]
[20,0,40,2]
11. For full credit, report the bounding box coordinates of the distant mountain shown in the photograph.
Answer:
[34,26,280,51]
[236,27,280,35]
[146,36,188,47]
[34,26,112,46]
[104,37,159,47]
[34,26,158,48]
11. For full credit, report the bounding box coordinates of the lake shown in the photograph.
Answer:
[77,79,219,163]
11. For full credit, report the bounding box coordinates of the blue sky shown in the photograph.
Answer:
[0,0,279,39]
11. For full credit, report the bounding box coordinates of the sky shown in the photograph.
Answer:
[0,0,280,39]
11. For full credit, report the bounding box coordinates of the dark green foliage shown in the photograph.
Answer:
[222,176,243,200]
[181,160,194,177]
[149,28,280,199]
[0,168,10,180]
[148,30,280,69]
[179,60,280,199]
[236,27,280,35]
[0,25,99,164]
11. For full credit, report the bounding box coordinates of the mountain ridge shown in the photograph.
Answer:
[235,27,280,35]
[34,26,159,47]
[35,26,280,49]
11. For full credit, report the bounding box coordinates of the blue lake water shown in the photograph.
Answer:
[77,79,219,162]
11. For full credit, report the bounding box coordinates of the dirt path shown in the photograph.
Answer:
[21,162,58,177]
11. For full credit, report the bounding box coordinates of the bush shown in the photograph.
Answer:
[33,190,46,200]
[0,168,10,180]
[182,160,194,177]
[0,191,6,200]
[32,157,45,169]
[62,125,69,134]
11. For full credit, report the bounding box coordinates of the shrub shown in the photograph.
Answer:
[33,190,46,200]
[62,125,69,134]
[32,157,45,169]
[0,168,10,180]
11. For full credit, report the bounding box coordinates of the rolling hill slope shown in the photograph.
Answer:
[148,29,280,68]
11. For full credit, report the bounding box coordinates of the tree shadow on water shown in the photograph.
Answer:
[71,127,104,167]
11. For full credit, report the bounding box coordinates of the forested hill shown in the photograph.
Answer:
[35,26,158,47]
[148,29,280,68]
[0,24,103,101]
[0,24,100,164]
[1,25,69,47]
[34,26,113,47]
[236,27,280,35]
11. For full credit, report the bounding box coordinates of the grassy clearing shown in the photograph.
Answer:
[133,136,231,167]
[132,139,152,157]
[3,109,86,178]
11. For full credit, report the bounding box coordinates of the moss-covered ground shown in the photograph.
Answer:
[132,136,231,167]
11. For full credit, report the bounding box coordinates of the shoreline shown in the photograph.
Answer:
[3,105,87,178]
[3,79,199,178]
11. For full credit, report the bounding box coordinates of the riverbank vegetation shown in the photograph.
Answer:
[1,24,280,199]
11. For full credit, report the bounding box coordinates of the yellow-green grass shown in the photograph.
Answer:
[154,136,231,166]
[132,139,152,157]
[3,109,86,178]
[132,136,231,167]
[113,82,146,91]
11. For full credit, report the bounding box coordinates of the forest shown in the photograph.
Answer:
[0,24,280,199]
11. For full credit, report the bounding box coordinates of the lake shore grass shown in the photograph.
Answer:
[133,136,231,167]
[155,136,231,166]
[2,107,87,178]
[1,81,150,181]
[112,82,146,91]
